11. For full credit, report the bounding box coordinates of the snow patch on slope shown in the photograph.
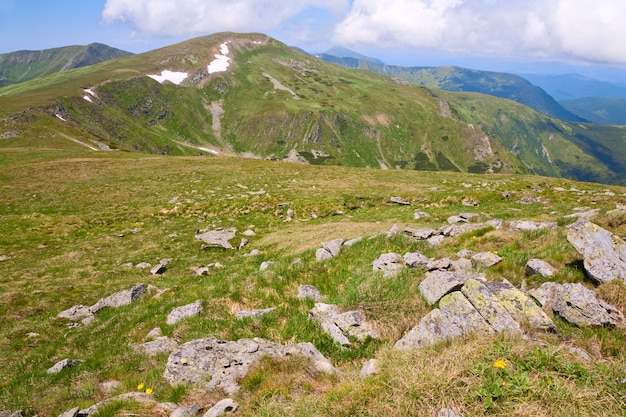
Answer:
[147,70,189,85]
[208,42,231,74]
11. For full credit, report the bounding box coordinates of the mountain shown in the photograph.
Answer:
[0,43,133,87]
[520,73,626,101]
[320,46,384,64]
[560,97,626,125]
[316,51,583,122]
[0,32,625,185]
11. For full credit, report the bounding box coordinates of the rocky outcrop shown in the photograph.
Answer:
[529,282,624,327]
[309,303,379,346]
[163,337,338,394]
[566,220,626,284]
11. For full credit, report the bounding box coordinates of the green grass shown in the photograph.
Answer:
[1,139,626,416]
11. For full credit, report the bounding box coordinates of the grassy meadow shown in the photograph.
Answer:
[1,143,626,416]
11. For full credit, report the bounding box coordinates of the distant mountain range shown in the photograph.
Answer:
[1,33,625,185]
[520,73,626,101]
[560,97,626,125]
[0,43,133,87]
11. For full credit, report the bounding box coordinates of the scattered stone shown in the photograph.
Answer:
[343,237,363,247]
[316,247,333,262]
[390,196,410,205]
[395,292,493,349]
[447,215,467,224]
[387,223,400,237]
[145,327,162,340]
[238,238,248,249]
[566,220,626,284]
[98,380,122,396]
[26,332,39,338]
[419,270,483,305]
[437,408,463,417]
[203,399,238,417]
[245,249,262,257]
[57,407,79,417]
[414,211,430,220]
[529,282,624,327]
[404,227,437,239]
[309,303,379,346]
[193,266,210,276]
[136,336,178,357]
[234,307,276,319]
[426,257,452,271]
[360,359,380,378]
[242,229,256,237]
[404,252,430,268]
[451,258,473,271]
[502,191,511,199]
[471,252,503,268]
[259,261,273,271]
[195,228,237,249]
[508,220,557,231]
[47,358,83,374]
[566,345,592,362]
[322,238,343,257]
[171,405,202,417]
[518,197,544,204]
[166,300,203,325]
[566,208,601,219]
[168,196,179,204]
[0,254,11,262]
[135,262,152,269]
[461,278,521,334]
[90,283,145,313]
[428,235,446,246]
[525,259,557,277]
[285,208,294,222]
[462,197,479,207]
[372,252,405,277]
[78,392,153,416]
[164,337,338,394]
[486,281,554,334]
[57,305,92,321]
[457,249,475,258]
[291,257,303,267]
[298,285,324,301]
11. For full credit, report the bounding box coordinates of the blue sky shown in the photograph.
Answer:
[2,0,626,80]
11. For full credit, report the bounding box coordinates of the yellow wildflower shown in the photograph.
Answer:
[493,359,507,369]
[145,387,153,395]
[137,383,145,391]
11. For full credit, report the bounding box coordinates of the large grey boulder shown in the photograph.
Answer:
[372,252,405,277]
[90,283,145,313]
[566,220,626,284]
[471,252,503,268]
[203,399,238,417]
[418,270,484,305]
[404,252,431,268]
[395,292,494,349]
[163,337,338,394]
[461,278,521,334]
[530,282,624,327]
[309,303,379,345]
[316,238,344,261]
[525,259,557,278]
[195,228,237,249]
[166,300,203,325]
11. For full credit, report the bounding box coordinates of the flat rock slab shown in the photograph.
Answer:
[163,337,337,394]
[471,252,503,268]
[297,285,324,301]
[525,259,557,277]
[203,399,238,417]
[57,305,93,321]
[136,336,178,357]
[395,292,494,349]
[309,303,379,345]
[404,227,437,239]
[322,238,344,257]
[566,220,626,284]
[419,270,484,305]
[508,220,557,231]
[372,252,405,277]
[529,282,624,327]
[167,300,203,325]
[461,278,521,334]
[90,283,145,313]
[404,252,431,268]
[195,228,237,249]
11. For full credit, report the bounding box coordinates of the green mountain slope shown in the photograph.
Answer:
[0,43,133,87]
[0,32,625,185]
[560,97,626,125]
[318,53,583,123]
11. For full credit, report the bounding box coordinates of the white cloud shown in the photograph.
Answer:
[102,0,348,37]
[334,0,626,65]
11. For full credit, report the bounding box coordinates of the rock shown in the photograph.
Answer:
[234,307,276,319]
[461,278,521,334]
[259,261,273,271]
[164,337,338,394]
[404,227,436,239]
[462,197,478,207]
[486,280,556,333]
[428,235,446,246]
[343,237,363,247]
[566,220,626,284]
[195,228,237,249]
[171,404,202,417]
[322,239,344,257]
[309,303,379,346]
[395,292,493,349]
[79,392,153,416]
[447,215,467,224]
[403,252,430,268]
[419,270,483,305]
[316,247,333,262]
[387,223,400,237]
[298,285,324,301]
[166,300,203,325]
[57,305,93,321]
[414,211,430,220]
[285,208,294,222]
[47,358,83,374]
[136,336,178,357]
[529,282,624,327]
[135,262,152,269]
[238,238,248,249]
[457,249,475,258]
[193,266,210,276]
[508,220,557,231]
[471,252,503,268]
[98,380,122,396]
[390,196,410,205]
[566,346,592,362]
[426,257,452,271]
[360,359,380,378]
[81,316,94,326]
[245,249,261,257]
[145,327,162,340]
[90,283,145,313]
[437,408,462,417]
[525,259,557,277]
[242,229,256,237]
[451,258,473,271]
[203,399,238,417]
[566,208,601,219]
[372,252,405,277]
[291,257,303,267]
[57,406,80,417]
